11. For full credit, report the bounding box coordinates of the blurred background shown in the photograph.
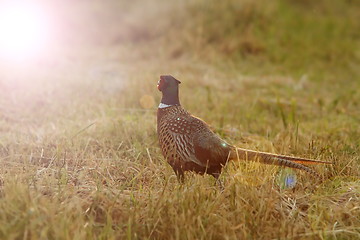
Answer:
[1,0,359,96]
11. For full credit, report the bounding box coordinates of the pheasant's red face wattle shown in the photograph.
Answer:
[157,78,166,91]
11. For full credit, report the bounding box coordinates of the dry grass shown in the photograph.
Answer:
[0,0,359,239]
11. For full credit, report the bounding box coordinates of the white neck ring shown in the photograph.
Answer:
[158,103,173,108]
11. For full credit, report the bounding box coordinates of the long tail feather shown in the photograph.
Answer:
[230,148,329,176]
[236,148,331,165]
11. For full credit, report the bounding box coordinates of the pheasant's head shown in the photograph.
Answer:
[158,75,181,106]
[157,75,181,92]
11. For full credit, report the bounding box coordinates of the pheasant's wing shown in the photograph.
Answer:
[189,117,233,167]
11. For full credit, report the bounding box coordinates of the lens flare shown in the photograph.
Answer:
[0,3,50,61]
[276,169,297,189]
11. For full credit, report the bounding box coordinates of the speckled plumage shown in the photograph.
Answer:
[158,105,233,179]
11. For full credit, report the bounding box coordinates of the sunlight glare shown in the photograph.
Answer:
[0,3,50,61]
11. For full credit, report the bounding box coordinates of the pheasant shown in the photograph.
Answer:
[157,75,330,181]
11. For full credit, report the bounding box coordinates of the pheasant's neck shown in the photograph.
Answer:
[160,89,180,106]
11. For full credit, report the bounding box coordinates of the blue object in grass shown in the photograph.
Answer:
[277,169,297,189]
[284,174,297,188]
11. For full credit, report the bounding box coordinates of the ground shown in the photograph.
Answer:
[0,0,359,239]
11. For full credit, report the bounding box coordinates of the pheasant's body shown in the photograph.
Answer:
[157,105,232,178]
[156,75,330,180]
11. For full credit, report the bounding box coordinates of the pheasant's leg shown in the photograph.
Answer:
[174,169,185,183]
[211,172,224,190]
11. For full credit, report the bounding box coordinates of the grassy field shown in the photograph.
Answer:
[0,0,359,239]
